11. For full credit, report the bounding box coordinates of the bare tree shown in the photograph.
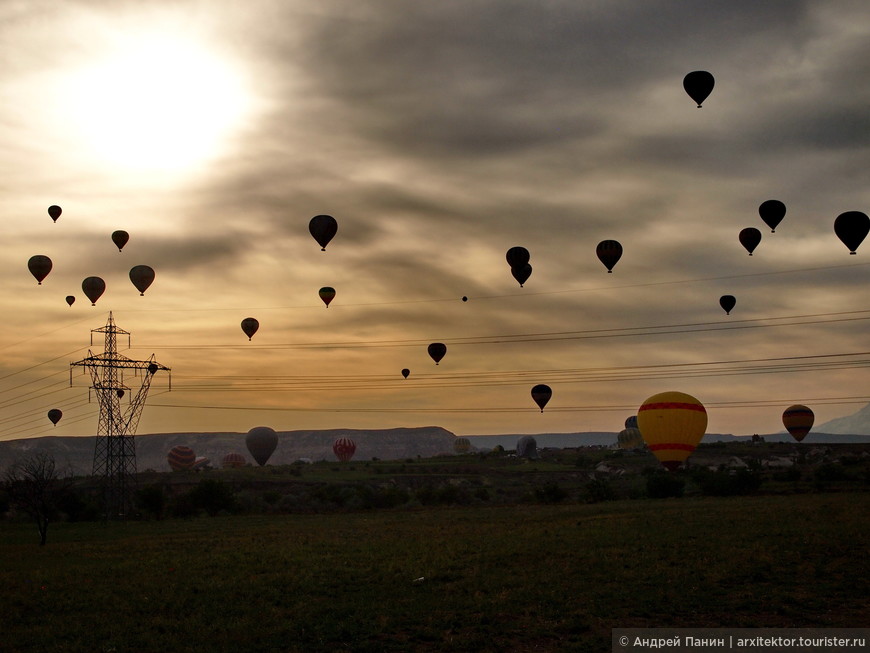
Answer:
[3,452,68,546]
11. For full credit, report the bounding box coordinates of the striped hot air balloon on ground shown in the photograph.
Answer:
[783,405,814,442]
[453,437,471,454]
[222,452,247,469]
[167,445,196,471]
[333,437,356,462]
[617,427,643,450]
[637,391,707,471]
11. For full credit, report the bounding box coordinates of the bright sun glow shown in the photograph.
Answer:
[66,37,251,174]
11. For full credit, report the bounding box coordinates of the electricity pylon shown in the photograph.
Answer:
[70,312,170,519]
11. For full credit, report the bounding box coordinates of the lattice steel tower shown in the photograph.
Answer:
[70,312,170,519]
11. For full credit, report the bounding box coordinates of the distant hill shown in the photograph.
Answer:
[0,427,458,476]
[816,403,870,435]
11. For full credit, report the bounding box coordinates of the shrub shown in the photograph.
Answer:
[535,482,568,504]
[646,472,685,499]
[693,469,762,497]
[136,484,167,520]
[186,479,237,516]
[584,479,614,503]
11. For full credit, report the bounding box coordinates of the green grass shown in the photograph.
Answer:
[2,493,868,652]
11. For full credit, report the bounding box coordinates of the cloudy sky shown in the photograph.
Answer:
[1,0,868,442]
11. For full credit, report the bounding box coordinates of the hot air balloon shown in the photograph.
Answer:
[719,295,736,315]
[461,296,468,302]
[618,427,643,450]
[683,71,714,107]
[222,452,247,469]
[148,363,158,375]
[516,435,538,459]
[246,426,278,466]
[834,211,869,255]
[428,342,447,365]
[759,200,786,233]
[637,391,707,471]
[453,437,471,454]
[116,389,125,399]
[309,214,338,251]
[782,405,814,442]
[531,384,552,412]
[241,317,259,340]
[333,437,356,462]
[192,456,211,471]
[48,205,62,222]
[596,240,623,273]
[739,227,762,255]
[47,409,62,426]
[82,277,106,305]
[511,263,532,287]
[65,295,75,307]
[129,265,155,295]
[112,230,130,252]
[319,286,336,307]
[401,368,410,379]
[506,246,530,269]
[167,445,196,471]
[625,415,638,429]
[28,255,52,285]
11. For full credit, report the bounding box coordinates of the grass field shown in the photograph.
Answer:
[2,492,868,652]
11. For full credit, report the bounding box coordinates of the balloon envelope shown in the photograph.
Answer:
[624,415,638,429]
[333,437,356,462]
[428,342,447,365]
[28,255,52,285]
[759,200,786,233]
[739,228,762,255]
[782,405,814,442]
[309,214,338,251]
[511,263,532,287]
[637,391,707,471]
[683,71,714,107]
[516,435,538,459]
[505,246,530,269]
[65,295,75,306]
[719,295,736,315]
[246,426,278,466]
[112,230,130,251]
[618,427,643,450]
[834,211,869,254]
[596,240,622,273]
[81,277,106,305]
[401,368,410,379]
[453,437,471,454]
[531,384,552,412]
[48,205,62,222]
[47,409,62,426]
[241,317,259,340]
[319,286,336,307]
[129,265,155,295]
[222,452,247,469]
[167,445,196,471]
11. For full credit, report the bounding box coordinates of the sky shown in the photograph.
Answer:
[1,0,869,442]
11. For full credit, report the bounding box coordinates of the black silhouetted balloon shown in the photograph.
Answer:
[27,255,52,285]
[719,295,736,315]
[319,286,336,307]
[511,263,532,287]
[65,295,75,307]
[112,230,129,252]
[82,277,106,305]
[401,368,410,379]
[505,246,530,268]
[309,214,338,251]
[531,384,552,412]
[739,228,762,255]
[428,342,446,365]
[596,240,623,273]
[129,265,155,295]
[47,409,62,426]
[683,71,714,107]
[758,200,786,233]
[834,211,869,255]
[461,296,468,302]
[246,426,278,465]
[48,205,62,222]
[241,317,259,340]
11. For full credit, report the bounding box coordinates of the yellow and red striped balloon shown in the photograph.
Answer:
[167,445,195,471]
[782,405,814,442]
[637,391,707,471]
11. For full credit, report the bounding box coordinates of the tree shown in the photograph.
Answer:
[3,452,68,545]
